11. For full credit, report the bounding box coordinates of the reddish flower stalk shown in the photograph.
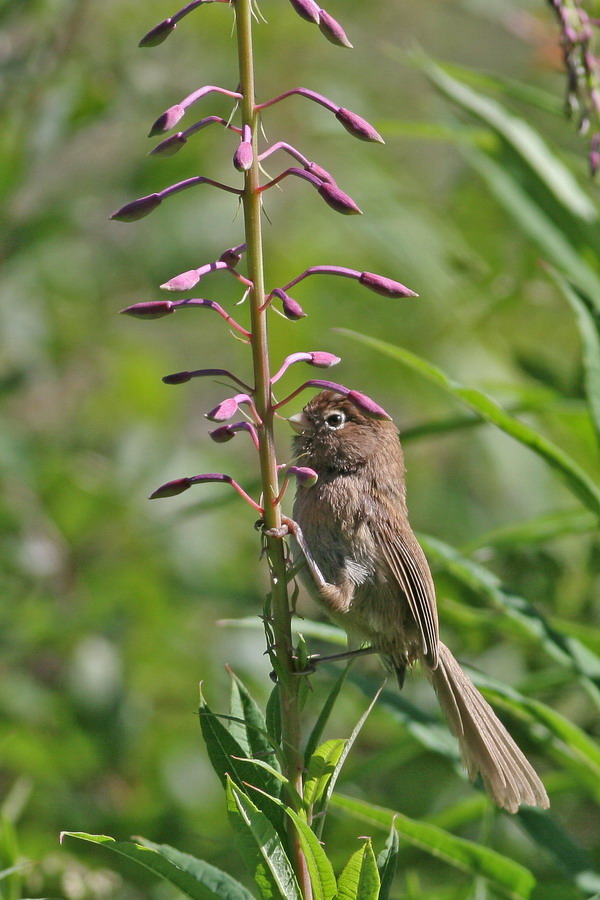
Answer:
[162,367,253,393]
[258,167,362,215]
[150,472,263,514]
[111,176,241,222]
[120,298,251,337]
[278,265,418,298]
[273,379,391,420]
[149,85,244,136]
[150,116,242,157]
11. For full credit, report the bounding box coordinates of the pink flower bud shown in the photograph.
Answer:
[288,0,320,23]
[287,466,319,488]
[209,425,236,443]
[120,301,175,318]
[358,272,418,298]
[205,397,240,422]
[218,243,246,267]
[110,193,162,222]
[347,390,391,420]
[150,477,192,499]
[233,141,254,171]
[318,182,362,215]
[149,133,188,157]
[309,352,341,368]
[318,9,353,48]
[139,19,176,47]
[335,108,384,143]
[160,269,200,291]
[283,296,306,319]
[306,161,335,183]
[149,105,185,137]
[271,288,306,320]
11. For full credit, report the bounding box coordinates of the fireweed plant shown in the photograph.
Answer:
[61,2,558,899]
[547,0,600,173]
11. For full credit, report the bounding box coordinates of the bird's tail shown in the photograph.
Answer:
[429,641,549,813]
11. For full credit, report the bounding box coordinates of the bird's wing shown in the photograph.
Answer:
[376,525,439,668]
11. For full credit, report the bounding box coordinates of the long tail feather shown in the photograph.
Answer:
[429,642,549,813]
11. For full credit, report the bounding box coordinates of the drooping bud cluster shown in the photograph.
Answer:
[547,0,600,174]
[114,0,416,516]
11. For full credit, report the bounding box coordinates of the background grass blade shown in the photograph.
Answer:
[226,780,301,900]
[338,329,600,520]
[60,832,256,900]
[329,795,535,900]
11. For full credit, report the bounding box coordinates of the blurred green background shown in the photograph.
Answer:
[2,0,600,897]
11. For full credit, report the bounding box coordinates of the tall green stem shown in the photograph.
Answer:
[235,3,311,896]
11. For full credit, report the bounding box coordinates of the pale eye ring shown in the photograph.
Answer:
[324,411,346,429]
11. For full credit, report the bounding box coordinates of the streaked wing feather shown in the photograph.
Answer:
[377,526,439,667]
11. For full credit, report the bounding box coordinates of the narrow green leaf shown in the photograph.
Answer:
[303,739,347,812]
[60,832,255,900]
[304,664,352,766]
[517,809,600,892]
[461,508,597,552]
[329,795,535,900]
[337,840,380,900]
[376,820,400,900]
[419,533,600,705]
[228,668,281,774]
[229,674,252,758]
[338,330,600,520]
[470,672,600,797]
[135,838,257,900]
[247,786,337,900]
[226,780,301,900]
[200,691,284,836]
[219,618,347,647]
[313,685,384,839]
[547,269,600,446]
[465,148,600,311]
[419,54,598,224]
[265,684,282,747]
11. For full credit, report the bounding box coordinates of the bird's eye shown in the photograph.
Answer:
[324,411,346,430]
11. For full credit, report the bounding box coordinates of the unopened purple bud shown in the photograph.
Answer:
[309,352,341,368]
[149,133,188,157]
[283,296,306,319]
[162,371,193,385]
[347,390,391,420]
[209,425,236,443]
[120,300,175,318]
[335,108,384,144]
[139,18,176,47]
[318,9,353,48]
[149,105,186,137]
[161,269,200,291]
[111,193,162,222]
[306,161,335,183]
[219,243,246,267]
[206,397,240,422]
[150,477,192,499]
[359,272,418,299]
[288,466,319,488]
[272,288,306,320]
[288,0,320,23]
[318,182,362,215]
[234,141,254,171]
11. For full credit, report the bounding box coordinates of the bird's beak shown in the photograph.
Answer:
[288,412,309,434]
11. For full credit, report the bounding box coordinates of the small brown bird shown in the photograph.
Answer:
[289,390,549,813]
